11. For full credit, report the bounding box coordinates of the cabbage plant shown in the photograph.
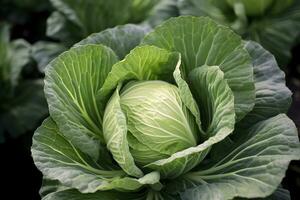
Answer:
[32,16,300,200]
[0,24,47,142]
[178,0,300,67]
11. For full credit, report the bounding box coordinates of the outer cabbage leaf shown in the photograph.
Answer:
[39,179,69,199]
[44,44,119,159]
[143,16,255,121]
[37,24,148,71]
[167,114,300,200]
[238,41,292,127]
[235,186,291,200]
[32,118,161,193]
[75,24,150,59]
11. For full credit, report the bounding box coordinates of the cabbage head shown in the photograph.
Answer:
[32,16,300,200]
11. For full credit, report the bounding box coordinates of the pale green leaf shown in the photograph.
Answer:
[143,16,255,121]
[98,45,179,112]
[169,114,300,200]
[45,44,119,159]
[173,57,204,136]
[188,66,235,137]
[103,84,143,177]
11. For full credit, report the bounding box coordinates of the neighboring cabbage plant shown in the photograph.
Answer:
[178,0,300,67]
[32,17,300,200]
[0,24,47,142]
[32,0,177,72]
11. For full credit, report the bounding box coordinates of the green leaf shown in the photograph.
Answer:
[259,187,291,200]
[10,39,31,86]
[173,57,204,136]
[178,0,227,23]
[42,188,144,200]
[32,118,123,193]
[0,24,30,87]
[32,118,161,193]
[189,66,235,137]
[148,0,180,27]
[146,65,235,178]
[32,41,68,72]
[0,80,47,141]
[98,45,179,111]
[46,11,82,45]
[44,44,119,159]
[247,1,300,66]
[40,179,69,198]
[143,16,255,121]
[103,84,143,177]
[235,186,291,200]
[226,0,273,17]
[129,0,160,23]
[178,0,300,66]
[49,0,131,39]
[269,0,294,15]
[169,114,300,200]
[238,41,292,127]
[75,24,149,59]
